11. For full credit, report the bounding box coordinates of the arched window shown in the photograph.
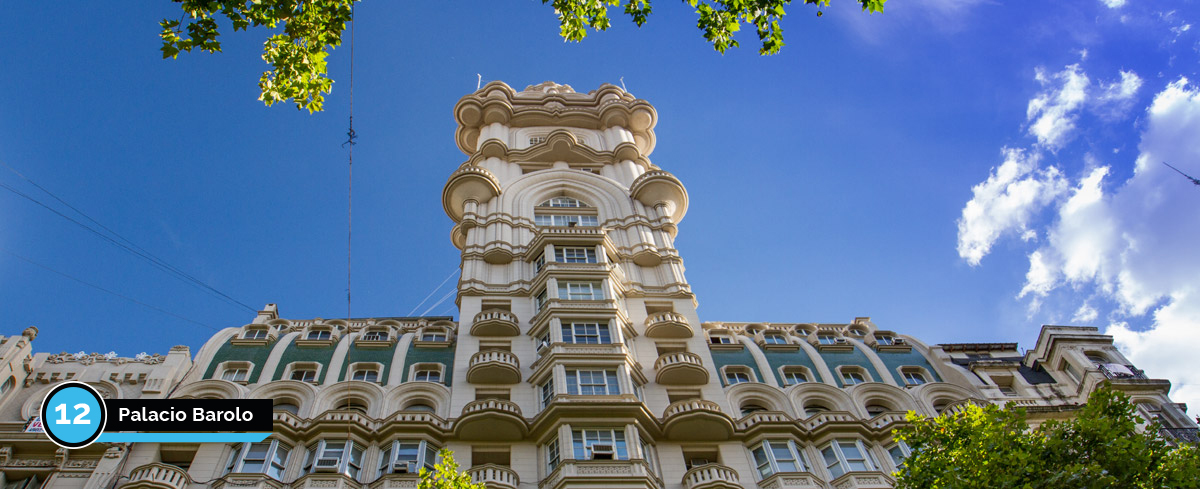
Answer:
[403,402,436,413]
[273,400,300,415]
[535,197,599,227]
[803,403,830,417]
[740,403,768,417]
[1,377,13,394]
[865,403,892,417]
[539,197,589,208]
[336,399,368,414]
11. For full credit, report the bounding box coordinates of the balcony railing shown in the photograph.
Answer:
[471,309,520,336]
[653,351,708,385]
[644,311,692,338]
[1098,363,1148,380]
[682,463,739,489]
[123,463,190,489]
[469,464,519,489]
[467,350,521,384]
[1160,427,1200,444]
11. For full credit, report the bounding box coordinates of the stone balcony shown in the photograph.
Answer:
[471,309,520,336]
[682,464,740,489]
[455,399,527,441]
[828,471,893,489]
[121,463,190,489]
[467,350,521,384]
[662,399,733,441]
[212,474,285,489]
[644,311,692,338]
[539,459,662,489]
[654,352,709,385]
[293,473,362,489]
[756,472,825,489]
[469,464,519,489]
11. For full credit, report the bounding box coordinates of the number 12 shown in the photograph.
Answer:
[54,403,91,425]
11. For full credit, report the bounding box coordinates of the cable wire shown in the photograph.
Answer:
[0,179,254,312]
[1,246,218,331]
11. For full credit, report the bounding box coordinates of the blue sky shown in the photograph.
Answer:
[1,1,1198,412]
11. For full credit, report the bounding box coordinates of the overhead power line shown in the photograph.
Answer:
[0,160,256,313]
[0,246,218,331]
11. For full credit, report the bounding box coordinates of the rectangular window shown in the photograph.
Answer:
[559,281,603,300]
[420,333,447,342]
[534,253,546,273]
[783,369,809,385]
[566,369,620,395]
[307,330,331,341]
[875,335,894,346]
[555,247,597,263]
[902,371,928,385]
[750,440,808,479]
[244,329,269,340]
[572,429,628,460]
[222,368,249,382]
[725,370,751,385]
[887,441,911,468]
[540,379,555,409]
[561,323,611,344]
[710,335,733,345]
[535,214,600,227]
[821,440,873,479]
[361,331,387,341]
[763,334,787,344]
[352,369,378,382]
[227,440,290,479]
[535,288,548,311]
[545,438,560,474]
[413,369,441,383]
[379,440,439,475]
[290,369,317,383]
[305,440,363,478]
[817,335,837,345]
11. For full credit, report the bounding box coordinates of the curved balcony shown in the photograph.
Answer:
[471,309,520,336]
[662,399,734,441]
[469,464,519,489]
[482,242,515,264]
[467,350,521,384]
[121,463,190,489]
[654,352,709,385]
[644,311,692,338]
[682,464,740,489]
[443,165,501,222]
[455,399,527,441]
[630,170,688,222]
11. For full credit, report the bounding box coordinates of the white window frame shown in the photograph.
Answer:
[220,362,253,383]
[419,331,448,342]
[572,428,629,460]
[709,334,734,345]
[535,214,600,227]
[817,335,838,345]
[559,281,604,300]
[901,369,928,386]
[304,440,364,478]
[410,363,444,383]
[540,378,556,409]
[243,328,270,340]
[750,439,809,479]
[762,334,788,345]
[534,253,546,273]
[781,367,811,386]
[566,369,620,396]
[286,362,321,383]
[534,288,548,311]
[349,363,381,383]
[378,439,439,475]
[886,441,911,469]
[838,368,868,386]
[875,335,895,346]
[360,329,388,342]
[541,197,589,208]
[544,438,560,474]
[820,439,875,479]
[562,322,612,344]
[723,366,754,386]
[555,246,597,263]
[226,440,291,479]
[305,329,332,341]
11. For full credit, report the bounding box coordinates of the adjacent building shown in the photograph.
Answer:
[0,81,1194,489]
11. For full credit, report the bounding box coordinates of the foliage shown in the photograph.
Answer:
[160,0,887,112]
[160,0,354,112]
[417,449,484,489]
[545,0,886,56]
[895,386,1200,489]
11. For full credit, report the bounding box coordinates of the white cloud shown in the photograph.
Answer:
[1073,302,1099,322]
[1027,65,1090,150]
[1013,77,1200,413]
[956,149,1068,266]
[1095,71,1144,119]
[1100,0,1126,8]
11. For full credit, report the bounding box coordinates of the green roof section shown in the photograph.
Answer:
[877,348,943,383]
[271,342,338,382]
[337,343,398,383]
[203,339,275,382]
[399,342,457,386]
[818,348,884,387]
[762,349,821,385]
[708,349,764,385]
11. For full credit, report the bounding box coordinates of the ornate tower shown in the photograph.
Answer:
[443,81,726,486]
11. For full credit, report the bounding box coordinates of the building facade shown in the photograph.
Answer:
[0,81,1195,489]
